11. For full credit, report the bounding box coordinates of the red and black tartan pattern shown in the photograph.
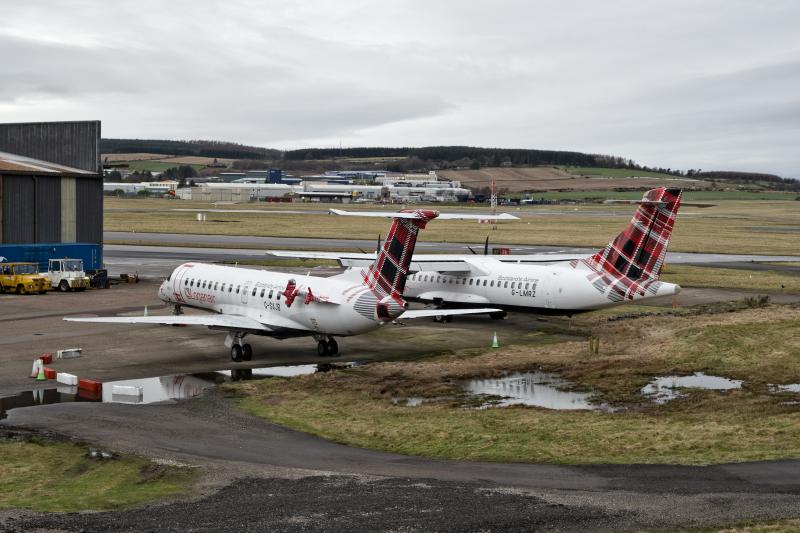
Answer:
[361,210,437,305]
[580,188,682,301]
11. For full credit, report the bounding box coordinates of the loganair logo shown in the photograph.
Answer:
[183,288,216,304]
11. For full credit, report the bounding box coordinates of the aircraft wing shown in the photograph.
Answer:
[268,250,580,272]
[63,313,297,333]
[329,209,519,221]
[400,307,502,319]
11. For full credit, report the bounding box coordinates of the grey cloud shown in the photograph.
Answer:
[1,0,799,177]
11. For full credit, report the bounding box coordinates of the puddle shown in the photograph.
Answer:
[0,363,357,419]
[641,373,743,403]
[769,383,800,393]
[391,396,426,407]
[461,372,602,410]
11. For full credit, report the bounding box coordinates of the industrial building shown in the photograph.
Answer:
[0,121,104,271]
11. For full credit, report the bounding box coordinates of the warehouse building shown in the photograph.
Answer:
[0,121,104,272]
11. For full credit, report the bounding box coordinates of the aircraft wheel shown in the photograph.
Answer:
[59,280,70,292]
[242,343,253,361]
[231,344,243,362]
[317,340,330,357]
[327,338,338,356]
[433,314,445,323]
[489,311,507,320]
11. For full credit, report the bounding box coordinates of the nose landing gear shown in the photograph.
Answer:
[226,332,253,362]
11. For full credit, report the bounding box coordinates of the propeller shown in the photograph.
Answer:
[376,233,382,254]
[468,236,490,255]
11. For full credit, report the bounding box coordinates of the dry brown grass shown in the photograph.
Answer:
[439,167,707,192]
[103,198,800,255]
[237,306,800,464]
[102,153,164,162]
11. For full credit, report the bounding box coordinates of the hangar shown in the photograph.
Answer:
[0,121,104,273]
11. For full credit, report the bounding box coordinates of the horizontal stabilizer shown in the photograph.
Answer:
[329,209,518,220]
[401,307,502,319]
[604,199,715,208]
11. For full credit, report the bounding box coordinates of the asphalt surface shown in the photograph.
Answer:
[4,393,800,531]
[3,271,800,531]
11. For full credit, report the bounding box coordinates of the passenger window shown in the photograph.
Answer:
[436,276,441,283]
[201,280,206,289]
[190,279,195,287]
[228,285,232,293]
[504,281,508,288]
[260,288,265,298]
[236,285,240,294]
[511,282,515,289]
[221,283,226,291]
[525,282,529,290]
[490,280,494,287]
[214,282,219,290]
[252,287,257,296]
[483,280,487,286]
[469,279,473,285]
[268,290,273,299]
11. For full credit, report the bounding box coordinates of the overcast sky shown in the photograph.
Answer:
[2,1,798,177]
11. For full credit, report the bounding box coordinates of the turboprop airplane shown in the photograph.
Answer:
[64,210,511,361]
[269,188,702,317]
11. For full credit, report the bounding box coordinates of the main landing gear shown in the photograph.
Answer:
[230,343,253,363]
[225,332,253,363]
[315,336,339,357]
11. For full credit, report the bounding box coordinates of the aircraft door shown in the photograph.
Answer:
[543,272,557,309]
[241,281,251,304]
[172,265,192,301]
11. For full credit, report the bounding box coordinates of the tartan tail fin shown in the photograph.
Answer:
[362,209,439,301]
[588,188,682,281]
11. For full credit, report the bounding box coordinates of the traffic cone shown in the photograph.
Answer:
[36,363,46,381]
[143,306,149,317]
[31,358,43,378]
[491,331,499,349]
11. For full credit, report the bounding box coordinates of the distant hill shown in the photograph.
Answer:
[100,139,281,160]
[100,139,798,191]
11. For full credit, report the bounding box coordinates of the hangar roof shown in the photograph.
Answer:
[0,150,96,176]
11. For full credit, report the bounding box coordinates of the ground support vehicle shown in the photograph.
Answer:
[46,259,91,292]
[0,263,52,294]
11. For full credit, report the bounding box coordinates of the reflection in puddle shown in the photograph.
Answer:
[641,373,743,404]
[769,383,800,394]
[462,372,601,410]
[392,397,425,407]
[0,363,357,419]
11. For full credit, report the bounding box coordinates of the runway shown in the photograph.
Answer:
[102,231,800,278]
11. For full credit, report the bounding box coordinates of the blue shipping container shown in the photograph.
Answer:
[0,243,103,271]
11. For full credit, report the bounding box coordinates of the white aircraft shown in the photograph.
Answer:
[270,188,702,317]
[65,210,511,361]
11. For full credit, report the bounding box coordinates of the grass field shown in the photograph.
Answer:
[104,197,800,256]
[662,265,800,293]
[235,306,800,465]
[126,160,206,172]
[526,190,799,201]
[0,438,197,512]
[563,166,681,179]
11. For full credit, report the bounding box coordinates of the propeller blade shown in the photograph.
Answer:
[484,235,489,255]
[467,246,478,255]
[376,233,382,254]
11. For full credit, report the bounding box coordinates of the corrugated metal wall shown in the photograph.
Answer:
[2,175,35,243]
[0,121,101,173]
[75,178,102,243]
[35,176,62,243]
